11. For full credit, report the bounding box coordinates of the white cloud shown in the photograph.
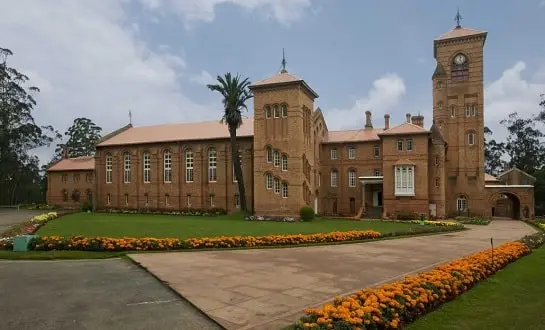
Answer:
[484,61,545,140]
[138,0,314,28]
[189,70,217,86]
[539,0,545,8]
[324,73,407,130]
[0,0,219,164]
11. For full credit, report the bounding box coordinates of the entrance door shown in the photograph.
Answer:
[373,191,383,207]
[378,191,383,207]
[349,198,356,215]
[429,203,437,217]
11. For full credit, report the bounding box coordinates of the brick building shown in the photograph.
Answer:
[47,22,535,220]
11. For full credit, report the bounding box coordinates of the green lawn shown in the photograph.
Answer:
[37,213,424,239]
[0,250,124,260]
[408,246,545,330]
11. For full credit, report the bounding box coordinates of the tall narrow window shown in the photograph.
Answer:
[62,174,68,183]
[466,104,477,117]
[394,165,415,196]
[435,177,440,188]
[165,194,170,206]
[62,190,68,202]
[348,169,356,187]
[209,194,215,207]
[273,104,279,118]
[144,193,149,205]
[331,169,338,187]
[185,149,194,182]
[281,154,288,171]
[348,147,356,160]
[106,153,113,183]
[457,196,467,211]
[281,104,288,117]
[265,105,271,119]
[106,193,111,205]
[281,181,288,198]
[187,194,192,207]
[435,155,440,166]
[468,132,476,146]
[143,152,151,183]
[123,152,131,183]
[274,177,280,194]
[164,150,172,183]
[373,145,380,158]
[331,148,337,160]
[208,148,217,182]
[406,138,413,151]
[124,193,129,206]
[450,105,456,117]
[266,146,273,163]
[234,194,240,208]
[273,150,280,167]
[397,139,404,151]
[266,173,273,190]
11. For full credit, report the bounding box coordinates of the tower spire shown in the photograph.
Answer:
[454,8,463,28]
[129,109,132,125]
[280,48,287,73]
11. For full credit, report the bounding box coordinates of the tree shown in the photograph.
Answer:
[207,73,253,212]
[0,47,60,205]
[484,126,507,176]
[55,117,102,158]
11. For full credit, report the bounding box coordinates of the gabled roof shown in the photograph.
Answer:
[97,118,254,147]
[435,26,487,41]
[249,71,319,98]
[432,62,446,78]
[48,156,95,172]
[484,173,498,182]
[378,122,429,136]
[498,167,537,182]
[324,128,383,143]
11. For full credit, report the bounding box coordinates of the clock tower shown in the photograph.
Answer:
[432,14,488,216]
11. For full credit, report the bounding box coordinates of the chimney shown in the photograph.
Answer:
[365,110,373,128]
[406,113,412,123]
[412,115,424,127]
[384,114,390,130]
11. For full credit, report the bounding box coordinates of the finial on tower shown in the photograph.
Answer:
[280,48,287,73]
[129,109,132,125]
[454,8,463,28]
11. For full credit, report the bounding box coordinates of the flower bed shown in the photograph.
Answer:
[454,216,491,225]
[244,215,298,222]
[32,230,383,252]
[386,220,460,227]
[0,212,60,250]
[294,241,530,330]
[98,207,227,216]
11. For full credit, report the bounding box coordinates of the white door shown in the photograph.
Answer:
[429,203,437,217]
[314,197,318,214]
[372,191,378,207]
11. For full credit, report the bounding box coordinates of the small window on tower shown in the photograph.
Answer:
[265,105,271,118]
[450,105,456,117]
[273,105,279,118]
[281,104,288,117]
[437,81,444,88]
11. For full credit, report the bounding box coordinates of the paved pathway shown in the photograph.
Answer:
[0,209,44,233]
[0,258,221,330]
[129,221,536,330]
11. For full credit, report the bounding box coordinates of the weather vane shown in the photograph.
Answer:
[454,8,463,28]
[280,48,287,73]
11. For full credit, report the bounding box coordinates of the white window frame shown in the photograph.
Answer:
[123,152,131,184]
[187,194,192,207]
[406,138,413,151]
[394,165,415,196]
[208,148,217,182]
[274,177,280,194]
[266,146,273,163]
[124,193,129,205]
[185,149,194,183]
[374,168,381,177]
[466,104,477,117]
[164,150,172,183]
[265,105,271,119]
[373,145,380,158]
[106,154,113,184]
[273,150,280,167]
[348,147,356,160]
[331,170,338,187]
[281,182,288,198]
[209,194,215,207]
[397,139,404,151]
[266,173,273,190]
[331,148,337,160]
[457,197,467,211]
[281,154,288,171]
[143,152,151,183]
[468,132,475,146]
[281,104,288,118]
[450,105,456,117]
[106,193,111,205]
[273,104,279,118]
[165,194,170,206]
[348,169,356,187]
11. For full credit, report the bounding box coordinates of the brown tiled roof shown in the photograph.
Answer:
[378,122,429,136]
[324,128,382,143]
[97,118,254,147]
[485,173,498,182]
[48,156,95,172]
[435,26,487,41]
[250,71,319,98]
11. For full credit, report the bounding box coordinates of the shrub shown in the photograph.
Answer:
[396,212,420,221]
[81,201,93,212]
[300,205,315,222]
[519,231,545,249]
[455,216,491,225]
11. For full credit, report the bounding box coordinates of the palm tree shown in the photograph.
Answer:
[207,73,253,212]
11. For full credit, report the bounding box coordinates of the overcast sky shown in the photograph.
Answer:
[1,0,544,164]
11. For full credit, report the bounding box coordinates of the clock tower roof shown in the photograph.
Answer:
[435,26,487,41]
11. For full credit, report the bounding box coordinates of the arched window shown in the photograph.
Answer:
[265,173,273,190]
[281,181,288,198]
[348,169,356,187]
[86,190,92,202]
[164,149,172,183]
[266,146,273,163]
[106,193,111,205]
[331,169,338,187]
[281,104,288,117]
[467,132,476,146]
[143,151,151,183]
[273,150,280,167]
[105,153,113,183]
[62,189,68,202]
[208,148,217,182]
[457,196,467,211]
[281,154,288,171]
[451,53,469,81]
[265,105,271,119]
[273,104,279,118]
[274,177,281,194]
[185,149,194,182]
[124,193,129,206]
[123,152,131,183]
[450,105,456,117]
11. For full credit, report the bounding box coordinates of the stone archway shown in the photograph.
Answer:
[491,192,521,220]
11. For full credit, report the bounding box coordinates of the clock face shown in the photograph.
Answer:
[454,54,466,65]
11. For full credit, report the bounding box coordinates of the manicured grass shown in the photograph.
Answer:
[408,246,545,330]
[37,212,425,239]
[0,250,124,260]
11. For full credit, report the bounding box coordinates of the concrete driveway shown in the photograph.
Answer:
[0,208,44,233]
[0,258,221,330]
[129,220,536,330]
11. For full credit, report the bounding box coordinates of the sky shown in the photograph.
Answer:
[1,0,545,164]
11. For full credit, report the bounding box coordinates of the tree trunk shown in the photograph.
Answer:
[230,127,248,212]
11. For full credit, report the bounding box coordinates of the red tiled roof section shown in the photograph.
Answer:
[435,26,487,41]
[378,122,429,136]
[253,72,302,86]
[97,118,254,147]
[325,128,382,143]
[48,156,95,172]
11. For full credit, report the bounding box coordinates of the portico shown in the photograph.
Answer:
[359,176,383,217]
